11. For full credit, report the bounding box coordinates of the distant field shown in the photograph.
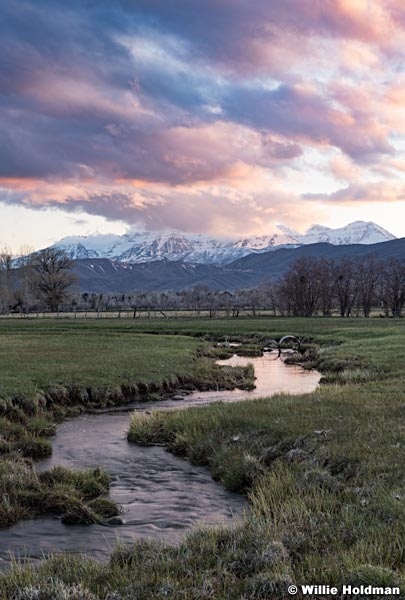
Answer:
[0,320,201,397]
[1,315,405,395]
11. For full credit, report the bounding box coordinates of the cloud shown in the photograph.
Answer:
[112,0,404,73]
[0,0,405,238]
[304,182,405,204]
[222,83,394,161]
[1,168,321,237]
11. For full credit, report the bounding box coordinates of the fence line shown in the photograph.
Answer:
[0,307,390,320]
[0,308,268,320]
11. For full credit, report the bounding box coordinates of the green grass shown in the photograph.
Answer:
[0,320,254,529]
[0,319,254,401]
[125,318,405,592]
[0,321,202,397]
[0,459,114,527]
[1,317,405,598]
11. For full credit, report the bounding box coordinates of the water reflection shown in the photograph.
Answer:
[185,351,321,404]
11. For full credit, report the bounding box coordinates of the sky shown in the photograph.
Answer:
[1,0,405,252]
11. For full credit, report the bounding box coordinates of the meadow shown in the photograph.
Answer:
[0,317,404,599]
[0,319,253,529]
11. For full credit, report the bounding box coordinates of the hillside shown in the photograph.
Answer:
[70,237,405,292]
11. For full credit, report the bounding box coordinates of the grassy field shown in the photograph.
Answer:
[0,318,255,404]
[1,317,405,598]
[0,319,253,531]
[0,320,203,396]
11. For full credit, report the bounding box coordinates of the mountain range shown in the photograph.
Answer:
[19,220,402,293]
[68,237,405,293]
[54,221,395,266]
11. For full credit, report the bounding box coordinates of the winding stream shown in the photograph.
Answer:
[0,352,320,567]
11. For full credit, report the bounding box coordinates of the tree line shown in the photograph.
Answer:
[71,255,405,318]
[1,248,405,317]
[273,255,405,317]
[0,247,77,314]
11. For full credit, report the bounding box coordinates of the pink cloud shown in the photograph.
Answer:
[305,182,405,204]
[1,0,405,241]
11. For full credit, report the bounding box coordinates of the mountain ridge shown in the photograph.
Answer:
[51,221,395,266]
[68,236,405,293]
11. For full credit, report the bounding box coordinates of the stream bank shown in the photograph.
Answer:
[0,353,320,568]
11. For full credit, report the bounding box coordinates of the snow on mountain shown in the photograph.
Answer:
[56,231,254,265]
[291,221,396,246]
[233,231,297,250]
[52,221,395,266]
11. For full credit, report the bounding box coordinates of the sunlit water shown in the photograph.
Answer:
[0,352,320,568]
[186,352,321,404]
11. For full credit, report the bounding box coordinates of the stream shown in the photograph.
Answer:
[0,352,320,567]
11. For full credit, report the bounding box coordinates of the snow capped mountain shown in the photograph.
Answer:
[52,221,395,266]
[56,231,256,265]
[291,221,396,246]
[232,231,297,250]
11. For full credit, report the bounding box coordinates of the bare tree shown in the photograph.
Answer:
[279,257,321,317]
[256,281,278,316]
[17,245,35,313]
[30,248,77,311]
[355,254,380,317]
[0,247,13,314]
[379,258,405,317]
[317,258,335,316]
[333,258,358,317]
